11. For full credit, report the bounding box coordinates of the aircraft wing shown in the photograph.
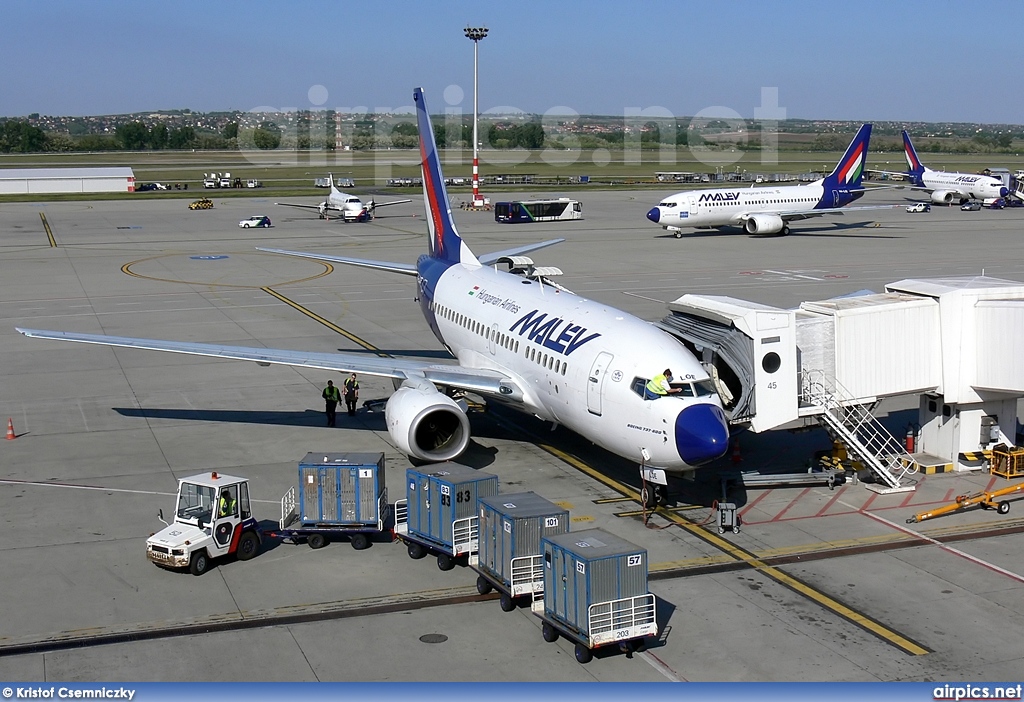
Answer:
[256,247,418,276]
[750,204,899,223]
[275,202,337,212]
[370,198,412,209]
[478,238,565,266]
[15,328,515,398]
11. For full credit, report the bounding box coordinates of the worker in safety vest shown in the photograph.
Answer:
[645,368,681,400]
[218,490,236,518]
[322,379,340,427]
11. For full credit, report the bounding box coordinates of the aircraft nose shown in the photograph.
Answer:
[675,404,730,465]
[646,207,661,223]
[1000,186,1009,198]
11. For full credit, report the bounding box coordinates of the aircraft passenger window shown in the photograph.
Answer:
[514,341,519,353]
[561,364,567,376]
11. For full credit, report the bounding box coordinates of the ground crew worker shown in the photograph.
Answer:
[218,489,236,518]
[344,373,360,416]
[645,368,681,400]
[322,379,340,426]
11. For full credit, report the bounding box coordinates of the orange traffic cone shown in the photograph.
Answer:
[731,440,742,464]
[5,418,15,440]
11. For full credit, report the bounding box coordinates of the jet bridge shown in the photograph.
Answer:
[659,276,1024,488]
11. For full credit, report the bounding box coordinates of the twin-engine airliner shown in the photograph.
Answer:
[892,130,1008,205]
[646,124,893,237]
[17,88,730,504]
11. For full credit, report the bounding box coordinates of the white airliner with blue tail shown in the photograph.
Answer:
[646,124,894,237]
[893,130,1008,205]
[17,88,730,499]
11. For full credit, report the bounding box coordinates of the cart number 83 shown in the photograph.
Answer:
[441,488,471,506]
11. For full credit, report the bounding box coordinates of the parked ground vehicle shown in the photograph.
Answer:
[189,198,214,210]
[146,472,261,576]
[336,177,355,188]
[987,198,1006,209]
[239,215,272,228]
[905,203,930,213]
[961,201,982,211]
[246,179,263,188]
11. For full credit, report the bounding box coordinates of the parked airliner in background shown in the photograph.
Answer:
[646,124,894,237]
[18,87,730,505]
[875,130,1009,205]
[277,176,411,222]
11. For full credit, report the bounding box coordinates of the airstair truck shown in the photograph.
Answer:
[146,471,262,576]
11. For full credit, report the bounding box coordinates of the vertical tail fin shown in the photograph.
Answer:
[414,88,479,266]
[902,130,926,185]
[822,123,871,190]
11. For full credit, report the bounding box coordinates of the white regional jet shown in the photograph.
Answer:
[646,124,893,237]
[17,87,730,505]
[889,130,1008,205]
[276,175,411,222]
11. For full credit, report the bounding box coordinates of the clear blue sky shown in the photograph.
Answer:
[1,0,1019,124]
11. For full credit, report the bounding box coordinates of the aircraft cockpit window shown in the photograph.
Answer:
[694,379,717,397]
[678,384,695,397]
[631,377,648,398]
[658,202,676,208]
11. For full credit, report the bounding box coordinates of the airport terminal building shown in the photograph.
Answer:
[0,167,136,194]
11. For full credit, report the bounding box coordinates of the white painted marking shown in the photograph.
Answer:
[843,499,1024,584]
[77,400,89,432]
[763,269,823,281]
[640,649,684,681]
[622,291,666,304]
[0,479,278,504]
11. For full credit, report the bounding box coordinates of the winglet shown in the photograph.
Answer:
[413,88,479,266]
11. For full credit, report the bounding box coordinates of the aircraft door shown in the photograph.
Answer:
[586,352,614,416]
[688,196,697,215]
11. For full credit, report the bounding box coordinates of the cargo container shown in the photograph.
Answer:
[537,529,658,664]
[272,452,389,551]
[393,463,498,571]
[474,492,569,612]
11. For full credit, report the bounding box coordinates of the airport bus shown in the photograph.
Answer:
[494,198,582,224]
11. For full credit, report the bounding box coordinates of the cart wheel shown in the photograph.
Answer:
[437,553,455,571]
[574,643,593,664]
[350,533,370,550]
[542,622,558,643]
[407,542,427,560]
[308,533,327,550]
[997,501,1010,515]
[718,527,725,535]
[476,576,493,595]
[236,531,260,561]
[732,526,740,534]
[189,551,209,576]
[499,592,516,612]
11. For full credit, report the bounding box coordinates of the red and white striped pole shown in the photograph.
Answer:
[464,26,488,207]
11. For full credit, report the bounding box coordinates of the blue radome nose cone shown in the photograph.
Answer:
[675,404,730,465]
[1000,186,1009,198]
[646,207,661,223]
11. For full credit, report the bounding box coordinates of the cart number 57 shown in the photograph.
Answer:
[627,555,642,567]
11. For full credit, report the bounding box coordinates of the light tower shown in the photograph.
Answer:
[464,25,488,207]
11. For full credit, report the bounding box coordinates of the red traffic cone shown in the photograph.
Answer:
[5,418,15,440]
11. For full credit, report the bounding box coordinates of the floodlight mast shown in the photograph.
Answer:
[464,26,489,207]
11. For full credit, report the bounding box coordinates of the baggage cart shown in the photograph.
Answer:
[270,452,389,550]
[472,492,569,612]
[534,529,658,664]
[393,463,498,570]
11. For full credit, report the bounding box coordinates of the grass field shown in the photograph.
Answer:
[2,146,1022,203]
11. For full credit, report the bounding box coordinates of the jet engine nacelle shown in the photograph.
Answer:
[743,213,785,235]
[385,381,471,462]
[930,190,955,204]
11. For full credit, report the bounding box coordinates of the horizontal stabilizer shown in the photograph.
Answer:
[255,247,417,275]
